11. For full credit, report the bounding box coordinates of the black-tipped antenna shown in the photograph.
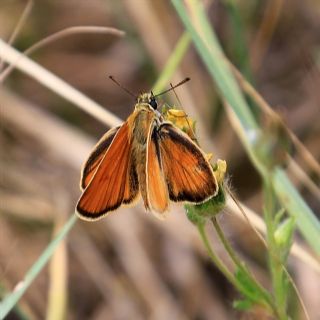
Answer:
[154,77,190,97]
[108,75,136,99]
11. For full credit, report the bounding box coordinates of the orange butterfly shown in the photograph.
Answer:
[76,82,218,220]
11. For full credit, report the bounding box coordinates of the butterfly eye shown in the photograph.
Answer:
[149,97,158,110]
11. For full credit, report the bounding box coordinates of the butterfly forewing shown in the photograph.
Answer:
[76,122,139,220]
[158,123,218,204]
[81,126,119,190]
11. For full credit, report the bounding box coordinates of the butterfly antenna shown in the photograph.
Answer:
[108,75,136,99]
[154,77,190,97]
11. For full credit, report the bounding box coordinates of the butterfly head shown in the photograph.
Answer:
[136,93,158,110]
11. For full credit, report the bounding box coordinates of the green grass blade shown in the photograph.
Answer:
[0,215,77,319]
[171,0,320,254]
[172,0,257,132]
[221,0,253,82]
[152,32,191,93]
[273,169,320,253]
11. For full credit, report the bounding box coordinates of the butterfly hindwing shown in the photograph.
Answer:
[158,123,218,204]
[146,128,169,213]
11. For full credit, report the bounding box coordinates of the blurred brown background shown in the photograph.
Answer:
[1,0,319,319]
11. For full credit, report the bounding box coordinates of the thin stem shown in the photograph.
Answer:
[0,26,125,82]
[197,222,240,289]
[211,217,276,313]
[264,180,288,320]
[0,40,123,128]
[228,188,310,319]
[211,217,245,269]
[0,0,33,71]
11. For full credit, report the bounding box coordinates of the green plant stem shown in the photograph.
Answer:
[210,217,276,314]
[197,222,240,288]
[264,180,288,320]
[211,217,245,269]
[0,215,77,320]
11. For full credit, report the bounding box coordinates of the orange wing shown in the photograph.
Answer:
[146,129,169,213]
[80,126,119,190]
[158,123,218,204]
[76,122,139,220]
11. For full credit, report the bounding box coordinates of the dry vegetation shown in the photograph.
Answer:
[0,0,320,319]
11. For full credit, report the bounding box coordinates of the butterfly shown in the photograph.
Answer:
[76,82,218,220]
